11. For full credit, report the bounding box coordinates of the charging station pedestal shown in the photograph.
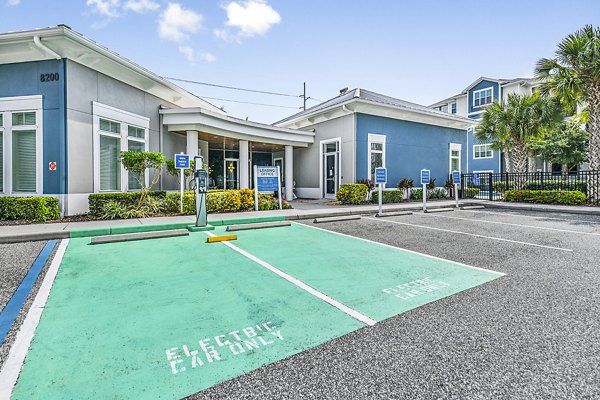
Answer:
[194,156,208,227]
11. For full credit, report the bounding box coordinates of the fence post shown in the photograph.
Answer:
[505,172,509,193]
[488,173,493,201]
[540,171,544,191]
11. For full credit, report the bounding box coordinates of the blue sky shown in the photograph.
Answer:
[1,0,599,123]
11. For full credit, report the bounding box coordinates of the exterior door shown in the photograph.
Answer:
[274,157,284,188]
[324,152,338,198]
[225,158,239,189]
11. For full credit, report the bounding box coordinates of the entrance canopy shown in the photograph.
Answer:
[160,108,314,147]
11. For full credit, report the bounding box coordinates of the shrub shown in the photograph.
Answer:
[239,188,255,211]
[426,178,436,190]
[504,190,586,205]
[223,190,242,212]
[428,188,448,199]
[357,179,375,192]
[88,192,166,216]
[371,190,404,204]
[397,178,414,189]
[165,191,196,214]
[462,188,481,198]
[0,196,60,222]
[410,188,423,200]
[336,184,368,205]
[207,191,227,213]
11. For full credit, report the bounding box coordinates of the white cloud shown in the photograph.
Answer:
[178,46,216,64]
[7,0,21,6]
[123,0,159,13]
[222,0,281,38]
[86,0,121,18]
[159,3,203,42]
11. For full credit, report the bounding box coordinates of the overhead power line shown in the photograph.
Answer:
[164,77,300,98]
[200,96,301,109]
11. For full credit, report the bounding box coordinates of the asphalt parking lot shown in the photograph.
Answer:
[192,208,600,400]
[1,208,600,399]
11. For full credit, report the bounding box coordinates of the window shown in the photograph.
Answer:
[127,125,146,190]
[0,114,3,193]
[440,105,448,113]
[12,111,37,192]
[368,134,386,182]
[473,144,493,159]
[451,103,457,114]
[93,102,149,193]
[473,87,493,107]
[449,143,461,175]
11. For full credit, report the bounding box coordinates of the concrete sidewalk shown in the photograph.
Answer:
[470,200,600,215]
[0,200,464,243]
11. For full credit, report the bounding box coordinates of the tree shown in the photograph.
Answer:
[476,93,563,174]
[529,120,588,175]
[166,158,196,190]
[535,24,600,199]
[121,151,166,208]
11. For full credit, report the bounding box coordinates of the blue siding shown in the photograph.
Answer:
[468,131,500,173]
[468,80,499,115]
[355,113,468,188]
[0,60,67,194]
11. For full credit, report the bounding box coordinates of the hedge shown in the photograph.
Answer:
[336,184,368,205]
[371,190,403,204]
[463,188,481,198]
[89,191,166,216]
[504,190,586,205]
[0,196,60,222]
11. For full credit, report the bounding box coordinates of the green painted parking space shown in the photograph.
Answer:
[220,222,504,321]
[11,234,364,400]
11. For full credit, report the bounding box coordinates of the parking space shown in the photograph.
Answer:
[3,208,600,399]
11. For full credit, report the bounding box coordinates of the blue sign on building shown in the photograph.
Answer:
[175,154,190,169]
[452,170,460,185]
[375,167,387,184]
[256,166,280,192]
[420,169,430,185]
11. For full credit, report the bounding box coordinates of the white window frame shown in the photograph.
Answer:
[451,102,457,114]
[92,102,149,193]
[319,137,342,198]
[473,144,494,159]
[473,170,494,174]
[367,133,386,182]
[472,87,493,107]
[449,143,462,175]
[0,95,43,195]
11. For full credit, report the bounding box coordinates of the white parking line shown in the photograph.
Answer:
[0,239,69,400]
[423,213,600,236]
[363,217,573,252]
[204,231,377,326]
[460,209,600,225]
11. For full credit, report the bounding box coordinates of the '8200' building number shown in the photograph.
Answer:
[40,73,59,82]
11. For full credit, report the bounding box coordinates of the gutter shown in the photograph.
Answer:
[33,36,61,59]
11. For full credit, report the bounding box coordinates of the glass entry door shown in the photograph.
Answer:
[324,152,338,198]
[225,158,239,189]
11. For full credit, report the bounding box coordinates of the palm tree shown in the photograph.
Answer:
[535,24,600,200]
[476,93,563,174]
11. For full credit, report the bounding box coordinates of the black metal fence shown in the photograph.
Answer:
[460,170,600,205]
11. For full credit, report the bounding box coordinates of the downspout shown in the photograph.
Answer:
[159,111,164,190]
[33,36,61,59]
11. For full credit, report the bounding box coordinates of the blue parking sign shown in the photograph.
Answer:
[452,170,460,185]
[175,154,190,169]
[420,169,430,185]
[375,167,387,184]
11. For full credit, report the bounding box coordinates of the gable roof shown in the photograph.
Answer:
[275,88,473,128]
[0,25,224,113]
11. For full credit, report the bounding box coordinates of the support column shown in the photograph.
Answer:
[285,145,294,200]
[186,131,199,160]
[239,140,249,189]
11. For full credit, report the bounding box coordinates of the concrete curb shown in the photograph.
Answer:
[480,202,600,216]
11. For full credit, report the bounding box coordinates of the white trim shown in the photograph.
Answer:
[204,231,376,326]
[0,239,69,400]
[92,102,150,193]
[367,133,386,183]
[472,87,494,108]
[473,144,494,159]
[319,137,342,199]
[473,170,494,174]
[449,143,462,176]
[0,95,44,195]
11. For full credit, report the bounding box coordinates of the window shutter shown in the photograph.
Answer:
[100,135,121,191]
[12,130,37,192]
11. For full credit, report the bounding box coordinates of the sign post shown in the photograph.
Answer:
[375,167,387,215]
[254,166,281,211]
[452,170,460,209]
[420,169,430,212]
[175,153,191,213]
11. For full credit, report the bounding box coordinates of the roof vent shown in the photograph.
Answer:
[339,87,349,95]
